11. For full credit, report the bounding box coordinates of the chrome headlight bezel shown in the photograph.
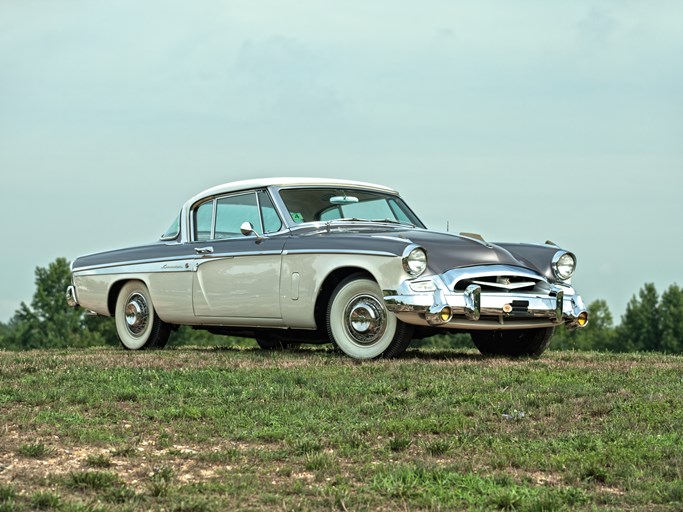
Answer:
[552,250,576,281]
[402,244,428,277]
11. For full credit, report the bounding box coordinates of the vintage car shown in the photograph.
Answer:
[66,178,588,359]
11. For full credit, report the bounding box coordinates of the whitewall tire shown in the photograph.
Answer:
[115,281,171,350]
[326,274,413,359]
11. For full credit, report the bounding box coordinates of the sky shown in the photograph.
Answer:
[1,1,681,325]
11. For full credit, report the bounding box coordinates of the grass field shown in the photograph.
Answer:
[0,346,682,511]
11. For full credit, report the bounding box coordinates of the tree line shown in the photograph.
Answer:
[1,258,681,353]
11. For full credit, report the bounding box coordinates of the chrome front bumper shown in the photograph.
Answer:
[383,281,588,331]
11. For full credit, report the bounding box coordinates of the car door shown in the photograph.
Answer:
[191,190,286,320]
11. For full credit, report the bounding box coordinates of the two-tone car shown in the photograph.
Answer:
[66,177,588,359]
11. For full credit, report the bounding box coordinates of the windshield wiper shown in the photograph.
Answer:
[324,218,415,229]
[325,217,370,223]
[379,218,415,227]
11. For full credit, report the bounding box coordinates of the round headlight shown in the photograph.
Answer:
[552,251,576,281]
[403,246,427,277]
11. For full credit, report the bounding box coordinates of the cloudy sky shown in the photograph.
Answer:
[1,1,681,324]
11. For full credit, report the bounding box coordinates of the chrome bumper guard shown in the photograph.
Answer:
[383,283,588,331]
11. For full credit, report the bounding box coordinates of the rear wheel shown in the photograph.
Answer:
[327,274,413,359]
[115,281,171,350]
[471,327,555,357]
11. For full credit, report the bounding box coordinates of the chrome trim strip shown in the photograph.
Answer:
[255,191,265,234]
[432,319,559,330]
[210,197,217,240]
[73,249,396,273]
[73,250,284,273]
[282,249,396,257]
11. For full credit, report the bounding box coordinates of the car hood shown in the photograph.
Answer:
[294,224,546,277]
[388,229,542,275]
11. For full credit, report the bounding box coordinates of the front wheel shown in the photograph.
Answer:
[114,281,171,350]
[327,274,413,359]
[470,327,555,357]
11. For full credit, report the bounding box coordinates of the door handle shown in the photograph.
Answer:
[194,246,214,255]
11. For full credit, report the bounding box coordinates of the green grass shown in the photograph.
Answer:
[17,443,51,458]
[0,346,682,510]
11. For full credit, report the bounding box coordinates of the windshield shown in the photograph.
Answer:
[278,188,424,227]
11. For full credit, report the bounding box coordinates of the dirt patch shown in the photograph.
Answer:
[0,433,263,493]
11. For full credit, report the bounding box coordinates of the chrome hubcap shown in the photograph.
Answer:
[125,292,149,336]
[344,295,387,345]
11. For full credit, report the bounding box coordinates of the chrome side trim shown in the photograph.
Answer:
[282,249,396,257]
[73,251,284,274]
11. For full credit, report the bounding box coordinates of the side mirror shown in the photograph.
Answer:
[240,222,265,242]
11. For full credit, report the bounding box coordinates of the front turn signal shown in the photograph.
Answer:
[440,307,452,322]
[577,311,589,327]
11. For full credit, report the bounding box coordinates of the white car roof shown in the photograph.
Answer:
[186,177,398,206]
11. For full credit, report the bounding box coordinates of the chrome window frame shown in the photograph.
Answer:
[258,189,284,234]
[189,189,287,243]
[192,198,216,243]
[271,185,426,229]
[159,210,182,241]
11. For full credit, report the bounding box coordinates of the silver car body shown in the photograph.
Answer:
[67,177,588,353]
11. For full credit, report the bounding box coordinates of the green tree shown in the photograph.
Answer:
[551,299,616,351]
[4,258,116,349]
[616,283,661,352]
[0,321,8,345]
[658,284,683,353]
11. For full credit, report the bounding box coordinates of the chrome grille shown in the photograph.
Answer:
[454,274,541,293]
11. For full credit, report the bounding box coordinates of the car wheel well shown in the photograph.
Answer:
[314,268,373,331]
[107,279,142,317]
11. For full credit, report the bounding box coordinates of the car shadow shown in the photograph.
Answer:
[398,349,486,361]
[175,344,489,362]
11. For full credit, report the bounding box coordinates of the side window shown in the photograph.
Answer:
[258,191,283,233]
[194,200,213,242]
[215,193,260,239]
[160,211,181,240]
